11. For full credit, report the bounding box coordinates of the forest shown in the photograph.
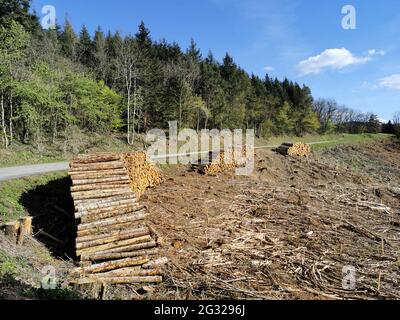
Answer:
[0,0,398,150]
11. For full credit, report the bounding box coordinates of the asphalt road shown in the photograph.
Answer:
[0,162,69,182]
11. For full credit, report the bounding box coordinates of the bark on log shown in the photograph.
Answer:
[73,177,130,186]
[74,276,162,285]
[80,207,145,224]
[142,257,169,270]
[75,198,136,211]
[76,226,149,244]
[77,235,152,256]
[81,248,159,262]
[72,154,122,164]
[71,182,130,193]
[89,268,161,278]
[81,241,157,260]
[72,189,133,201]
[69,169,128,178]
[75,198,136,216]
[76,228,151,250]
[78,203,141,220]
[77,212,147,231]
[77,222,146,238]
[70,160,124,169]
[75,256,150,274]
[98,276,162,284]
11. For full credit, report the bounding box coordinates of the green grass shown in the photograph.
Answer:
[257,133,393,151]
[0,172,68,223]
[0,249,29,278]
[0,142,65,168]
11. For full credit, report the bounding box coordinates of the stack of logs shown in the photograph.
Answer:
[69,153,166,285]
[275,142,311,157]
[2,217,33,245]
[192,148,248,175]
[123,152,164,199]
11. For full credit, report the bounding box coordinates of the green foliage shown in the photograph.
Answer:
[1,1,377,150]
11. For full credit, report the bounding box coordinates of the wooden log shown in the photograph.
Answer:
[17,217,33,245]
[70,161,125,172]
[75,276,162,285]
[76,228,151,250]
[80,207,145,224]
[75,198,136,216]
[73,177,130,186]
[142,257,169,270]
[69,168,127,177]
[98,276,162,284]
[4,221,20,242]
[282,142,294,147]
[82,241,157,260]
[72,154,122,164]
[77,235,152,256]
[72,189,133,201]
[74,256,150,274]
[78,202,141,218]
[74,196,136,210]
[71,182,130,193]
[77,222,147,238]
[76,226,149,244]
[81,248,159,262]
[90,268,162,279]
[77,212,147,231]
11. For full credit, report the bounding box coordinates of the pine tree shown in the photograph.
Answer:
[60,20,77,59]
[77,25,93,67]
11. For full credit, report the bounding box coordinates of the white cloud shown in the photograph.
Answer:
[368,49,386,56]
[378,74,400,90]
[264,66,274,72]
[298,48,371,75]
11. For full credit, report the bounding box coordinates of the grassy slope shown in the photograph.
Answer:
[0,172,68,223]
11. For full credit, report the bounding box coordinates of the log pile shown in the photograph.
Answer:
[275,142,311,157]
[69,153,166,285]
[123,152,164,199]
[192,148,248,175]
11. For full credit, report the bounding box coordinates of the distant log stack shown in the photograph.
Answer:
[275,142,311,157]
[69,153,166,285]
[192,147,248,175]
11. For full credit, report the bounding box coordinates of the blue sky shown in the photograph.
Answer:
[31,0,400,120]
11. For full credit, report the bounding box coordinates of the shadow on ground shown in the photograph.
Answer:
[0,273,82,300]
[20,177,76,260]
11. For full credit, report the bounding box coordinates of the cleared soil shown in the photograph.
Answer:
[142,139,400,299]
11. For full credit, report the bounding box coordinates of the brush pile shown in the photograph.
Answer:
[123,152,164,199]
[275,142,311,157]
[69,153,166,285]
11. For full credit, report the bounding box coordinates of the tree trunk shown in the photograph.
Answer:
[9,93,13,142]
[1,94,8,149]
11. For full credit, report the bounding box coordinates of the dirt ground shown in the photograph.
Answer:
[141,139,400,300]
[1,138,400,300]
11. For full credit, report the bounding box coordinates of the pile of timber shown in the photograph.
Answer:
[275,142,311,157]
[1,217,32,245]
[69,153,166,285]
[192,148,248,175]
[123,152,164,199]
